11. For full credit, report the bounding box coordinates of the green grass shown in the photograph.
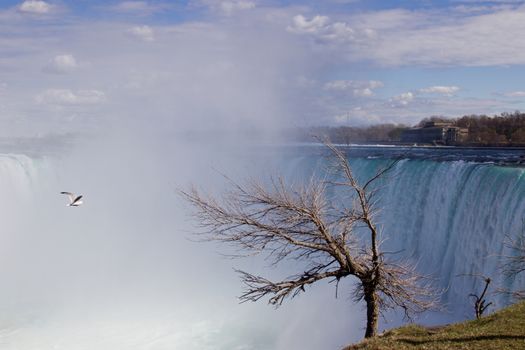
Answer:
[344,301,525,350]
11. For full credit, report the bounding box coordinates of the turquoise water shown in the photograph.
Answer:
[280,146,525,312]
[1,146,524,349]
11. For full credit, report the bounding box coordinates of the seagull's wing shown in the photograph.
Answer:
[60,192,76,203]
[72,195,83,205]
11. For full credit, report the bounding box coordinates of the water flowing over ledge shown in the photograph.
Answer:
[282,146,525,314]
[0,146,524,349]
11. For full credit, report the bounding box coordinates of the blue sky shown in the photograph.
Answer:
[1,0,525,136]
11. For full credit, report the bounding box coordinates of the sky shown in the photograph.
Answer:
[1,2,524,347]
[1,0,525,136]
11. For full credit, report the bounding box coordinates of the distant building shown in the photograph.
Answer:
[445,126,469,144]
[401,121,468,145]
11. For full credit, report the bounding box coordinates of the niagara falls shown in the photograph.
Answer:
[1,0,525,349]
[0,142,524,349]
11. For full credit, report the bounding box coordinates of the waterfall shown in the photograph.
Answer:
[0,154,48,199]
[1,146,524,349]
[286,149,525,317]
[378,159,525,309]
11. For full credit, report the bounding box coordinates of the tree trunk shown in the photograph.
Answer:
[364,288,379,338]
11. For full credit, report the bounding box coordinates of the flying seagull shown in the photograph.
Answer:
[60,192,83,207]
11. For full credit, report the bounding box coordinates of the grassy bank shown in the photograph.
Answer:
[345,301,525,350]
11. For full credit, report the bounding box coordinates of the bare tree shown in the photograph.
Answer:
[472,277,492,319]
[499,228,525,300]
[181,143,439,338]
[459,273,492,319]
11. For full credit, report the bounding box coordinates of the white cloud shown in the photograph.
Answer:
[128,25,155,41]
[220,1,255,15]
[0,16,304,134]
[324,80,384,97]
[368,81,384,89]
[419,86,460,95]
[193,0,256,15]
[44,54,78,74]
[323,21,357,41]
[3,2,524,133]
[294,76,317,89]
[452,4,515,14]
[391,92,414,106]
[114,1,152,11]
[324,80,351,90]
[322,92,514,126]
[288,15,330,34]
[19,0,52,14]
[287,14,376,43]
[505,91,525,97]
[109,1,170,15]
[314,78,521,126]
[286,7,525,67]
[333,106,384,125]
[36,89,106,105]
[324,80,383,90]
[353,88,373,97]
[349,7,525,66]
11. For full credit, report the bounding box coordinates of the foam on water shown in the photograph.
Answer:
[1,146,524,349]
[285,148,525,315]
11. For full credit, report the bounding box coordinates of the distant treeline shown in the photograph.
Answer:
[292,111,525,146]
[453,112,525,145]
[292,124,407,144]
